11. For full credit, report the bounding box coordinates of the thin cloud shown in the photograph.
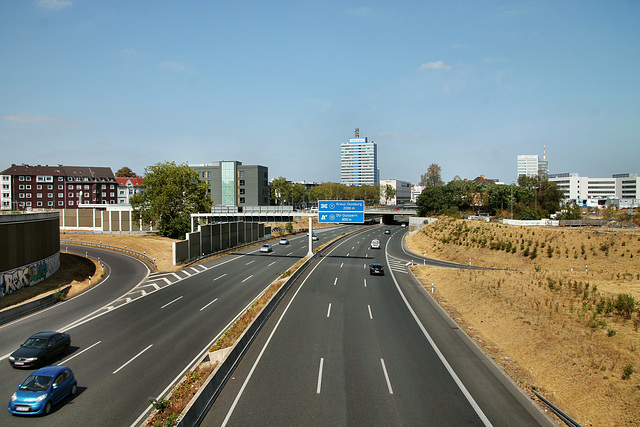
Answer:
[161,60,189,73]
[2,114,55,124]
[419,61,452,71]
[36,0,72,10]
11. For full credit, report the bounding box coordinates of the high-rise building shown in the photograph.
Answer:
[517,154,548,178]
[341,128,379,186]
[189,161,269,207]
[380,179,412,205]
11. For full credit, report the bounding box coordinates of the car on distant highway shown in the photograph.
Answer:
[8,332,71,369]
[384,229,391,234]
[8,365,77,416]
[312,234,318,241]
[279,238,289,245]
[369,264,385,275]
[259,244,273,253]
[370,239,381,249]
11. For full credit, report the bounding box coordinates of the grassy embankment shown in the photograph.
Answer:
[407,217,640,426]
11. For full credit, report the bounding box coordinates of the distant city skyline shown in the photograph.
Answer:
[1,1,638,185]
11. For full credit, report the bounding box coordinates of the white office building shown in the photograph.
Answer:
[517,154,548,178]
[380,179,412,205]
[549,173,640,207]
[341,128,379,186]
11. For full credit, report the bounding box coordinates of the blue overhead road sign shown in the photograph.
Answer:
[318,200,365,223]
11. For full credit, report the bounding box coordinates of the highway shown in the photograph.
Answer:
[202,225,554,426]
[1,227,348,426]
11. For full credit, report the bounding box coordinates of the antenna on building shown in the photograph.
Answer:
[543,141,547,160]
[355,128,359,138]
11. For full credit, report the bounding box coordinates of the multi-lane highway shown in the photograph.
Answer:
[202,225,554,426]
[1,227,347,426]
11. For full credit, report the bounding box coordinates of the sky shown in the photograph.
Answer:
[1,0,639,185]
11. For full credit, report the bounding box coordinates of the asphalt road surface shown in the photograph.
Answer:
[201,225,554,426]
[1,228,348,426]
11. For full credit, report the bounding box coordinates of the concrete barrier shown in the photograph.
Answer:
[0,285,70,326]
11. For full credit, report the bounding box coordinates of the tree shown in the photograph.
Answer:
[115,166,139,178]
[420,163,444,188]
[270,177,290,205]
[130,161,212,239]
[382,184,397,205]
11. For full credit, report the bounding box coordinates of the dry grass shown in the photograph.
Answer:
[0,253,101,311]
[62,232,180,272]
[407,217,640,426]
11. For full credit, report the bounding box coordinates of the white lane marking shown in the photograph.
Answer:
[340,263,344,268]
[200,298,218,311]
[214,273,227,281]
[246,260,255,265]
[381,359,393,394]
[161,296,183,309]
[317,358,324,394]
[384,244,493,426]
[113,344,153,374]
[59,341,101,365]
[287,252,293,256]
[333,277,338,286]
[326,303,332,318]
[364,264,366,269]
[268,261,276,266]
[364,279,367,288]
[221,244,337,426]
[352,246,355,250]
[242,275,253,283]
[368,304,373,319]
[346,253,350,257]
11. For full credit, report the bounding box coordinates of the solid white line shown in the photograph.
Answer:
[214,273,227,281]
[242,275,253,283]
[317,358,324,394]
[246,260,255,265]
[384,244,493,426]
[368,304,373,319]
[380,358,393,394]
[200,298,218,311]
[268,261,276,266]
[161,296,183,309]
[113,344,153,374]
[221,244,340,427]
[326,303,332,318]
[333,277,338,286]
[59,341,101,365]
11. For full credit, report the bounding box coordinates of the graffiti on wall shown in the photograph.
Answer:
[0,254,60,299]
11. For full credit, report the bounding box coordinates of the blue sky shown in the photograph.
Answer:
[1,0,639,184]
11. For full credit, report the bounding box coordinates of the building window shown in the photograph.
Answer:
[37,185,42,190]
[239,180,245,186]
[26,201,31,206]
[110,184,115,189]
[110,192,115,197]
[26,185,31,190]
[48,201,53,206]
[58,201,64,206]
[37,202,43,207]
[26,193,31,198]
[58,177,64,181]
[58,193,63,198]
[19,176,24,181]
[37,193,42,198]
[48,185,53,189]
[102,184,106,189]
[69,201,74,206]
[84,185,90,189]
[58,185,63,189]
[77,185,82,189]
[19,193,24,198]
[239,197,245,203]
[26,176,31,181]
[69,192,74,197]
[102,192,106,197]
[19,185,24,190]
[84,192,90,198]
[239,188,245,194]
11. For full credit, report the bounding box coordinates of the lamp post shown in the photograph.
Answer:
[510,180,514,220]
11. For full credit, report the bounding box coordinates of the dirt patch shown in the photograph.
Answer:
[61,232,179,272]
[0,253,100,311]
[407,217,640,426]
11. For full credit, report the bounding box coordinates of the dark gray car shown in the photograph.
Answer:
[8,332,71,368]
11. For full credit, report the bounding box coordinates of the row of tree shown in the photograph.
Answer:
[416,174,564,219]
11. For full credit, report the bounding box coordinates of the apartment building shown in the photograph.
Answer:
[549,173,640,206]
[189,161,269,207]
[1,164,117,211]
[341,128,379,186]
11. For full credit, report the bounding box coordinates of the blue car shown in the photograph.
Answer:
[8,365,77,416]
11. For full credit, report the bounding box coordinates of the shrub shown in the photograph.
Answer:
[149,398,170,413]
[622,364,634,380]
[615,294,636,318]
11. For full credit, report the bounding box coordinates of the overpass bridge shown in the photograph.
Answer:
[190,204,418,231]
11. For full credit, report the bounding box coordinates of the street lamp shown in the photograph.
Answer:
[510,180,514,220]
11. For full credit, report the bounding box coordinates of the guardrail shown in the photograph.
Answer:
[531,389,581,427]
[0,285,71,326]
[162,227,358,426]
[60,239,157,272]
